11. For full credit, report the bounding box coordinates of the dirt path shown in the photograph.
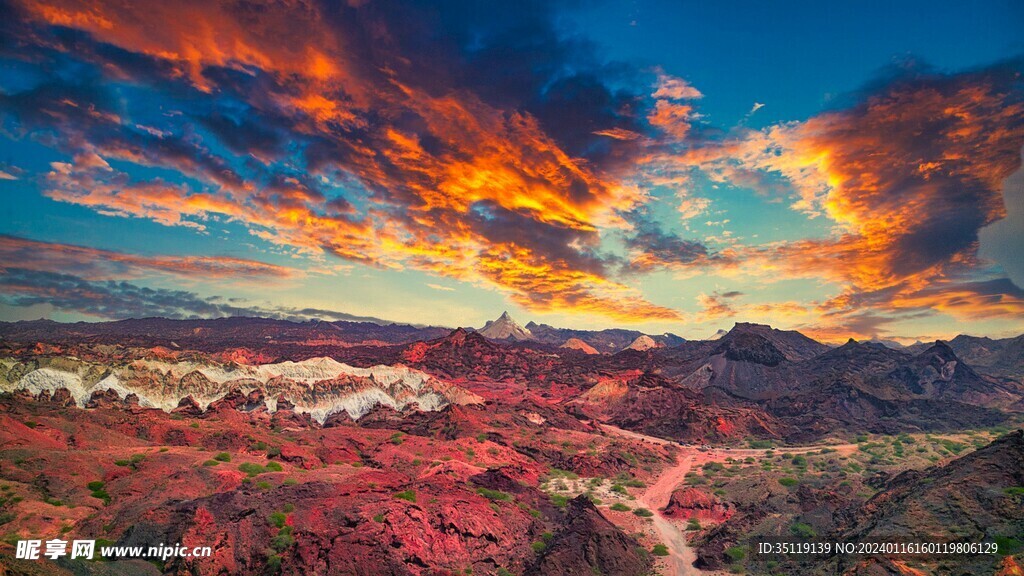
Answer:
[637,449,700,575]
[602,425,858,576]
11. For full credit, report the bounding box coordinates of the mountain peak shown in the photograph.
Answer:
[624,334,662,351]
[478,311,534,341]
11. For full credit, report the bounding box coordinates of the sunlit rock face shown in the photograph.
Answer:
[0,356,481,423]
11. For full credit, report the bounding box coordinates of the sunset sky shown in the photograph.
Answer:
[0,0,1022,342]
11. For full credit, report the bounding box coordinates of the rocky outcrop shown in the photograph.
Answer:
[527,496,651,576]
[663,487,734,522]
[579,372,785,442]
[1,356,482,424]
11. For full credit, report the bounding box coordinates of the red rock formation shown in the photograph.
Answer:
[663,487,734,522]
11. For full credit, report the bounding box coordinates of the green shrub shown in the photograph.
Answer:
[548,468,578,480]
[725,545,746,562]
[652,544,670,556]
[202,460,220,467]
[269,512,287,528]
[475,487,511,501]
[549,494,569,508]
[632,508,654,517]
[87,481,105,491]
[214,452,232,462]
[394,490,416,503]
[270,532,294,552]
[90,489,111,504]
[266,462,283,472]
[372,514,385,522]
[686,518,702,530]
[609,503,630,512]
[778,477,798,487]
[790,522,817,540]
[995,535,1023,556]
[238,462,265,476]
[530,541,547,553]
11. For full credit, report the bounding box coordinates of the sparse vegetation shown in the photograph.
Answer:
[475,487,511,501]
[238,462,269,476]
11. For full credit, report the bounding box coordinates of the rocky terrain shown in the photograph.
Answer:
[0,316,1021,575]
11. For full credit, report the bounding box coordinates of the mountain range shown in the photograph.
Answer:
[0,314,1022,575]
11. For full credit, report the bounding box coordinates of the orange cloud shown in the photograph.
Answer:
[8,0,684,323]
[684,64,1024,324]
[17,0,358,96]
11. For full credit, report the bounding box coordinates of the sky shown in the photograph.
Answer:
[0,0,1022,342]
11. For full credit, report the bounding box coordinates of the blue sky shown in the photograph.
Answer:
[0,0,1021,341]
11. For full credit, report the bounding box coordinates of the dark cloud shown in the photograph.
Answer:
[622,215,714,273]
[0,267,395,324]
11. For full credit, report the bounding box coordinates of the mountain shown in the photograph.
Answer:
[560,338,599,355]
[722,322,830,362]
[630,327,1022,439]
[478,311,535,341]
[939,334,1024,380]
[756,339,1020,439]
[706,329,729,340]
[818,430,1024,575]
[523,321,685,351]
[623,335,661,351]
[0,316,450,351]
[574,371,785,442]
